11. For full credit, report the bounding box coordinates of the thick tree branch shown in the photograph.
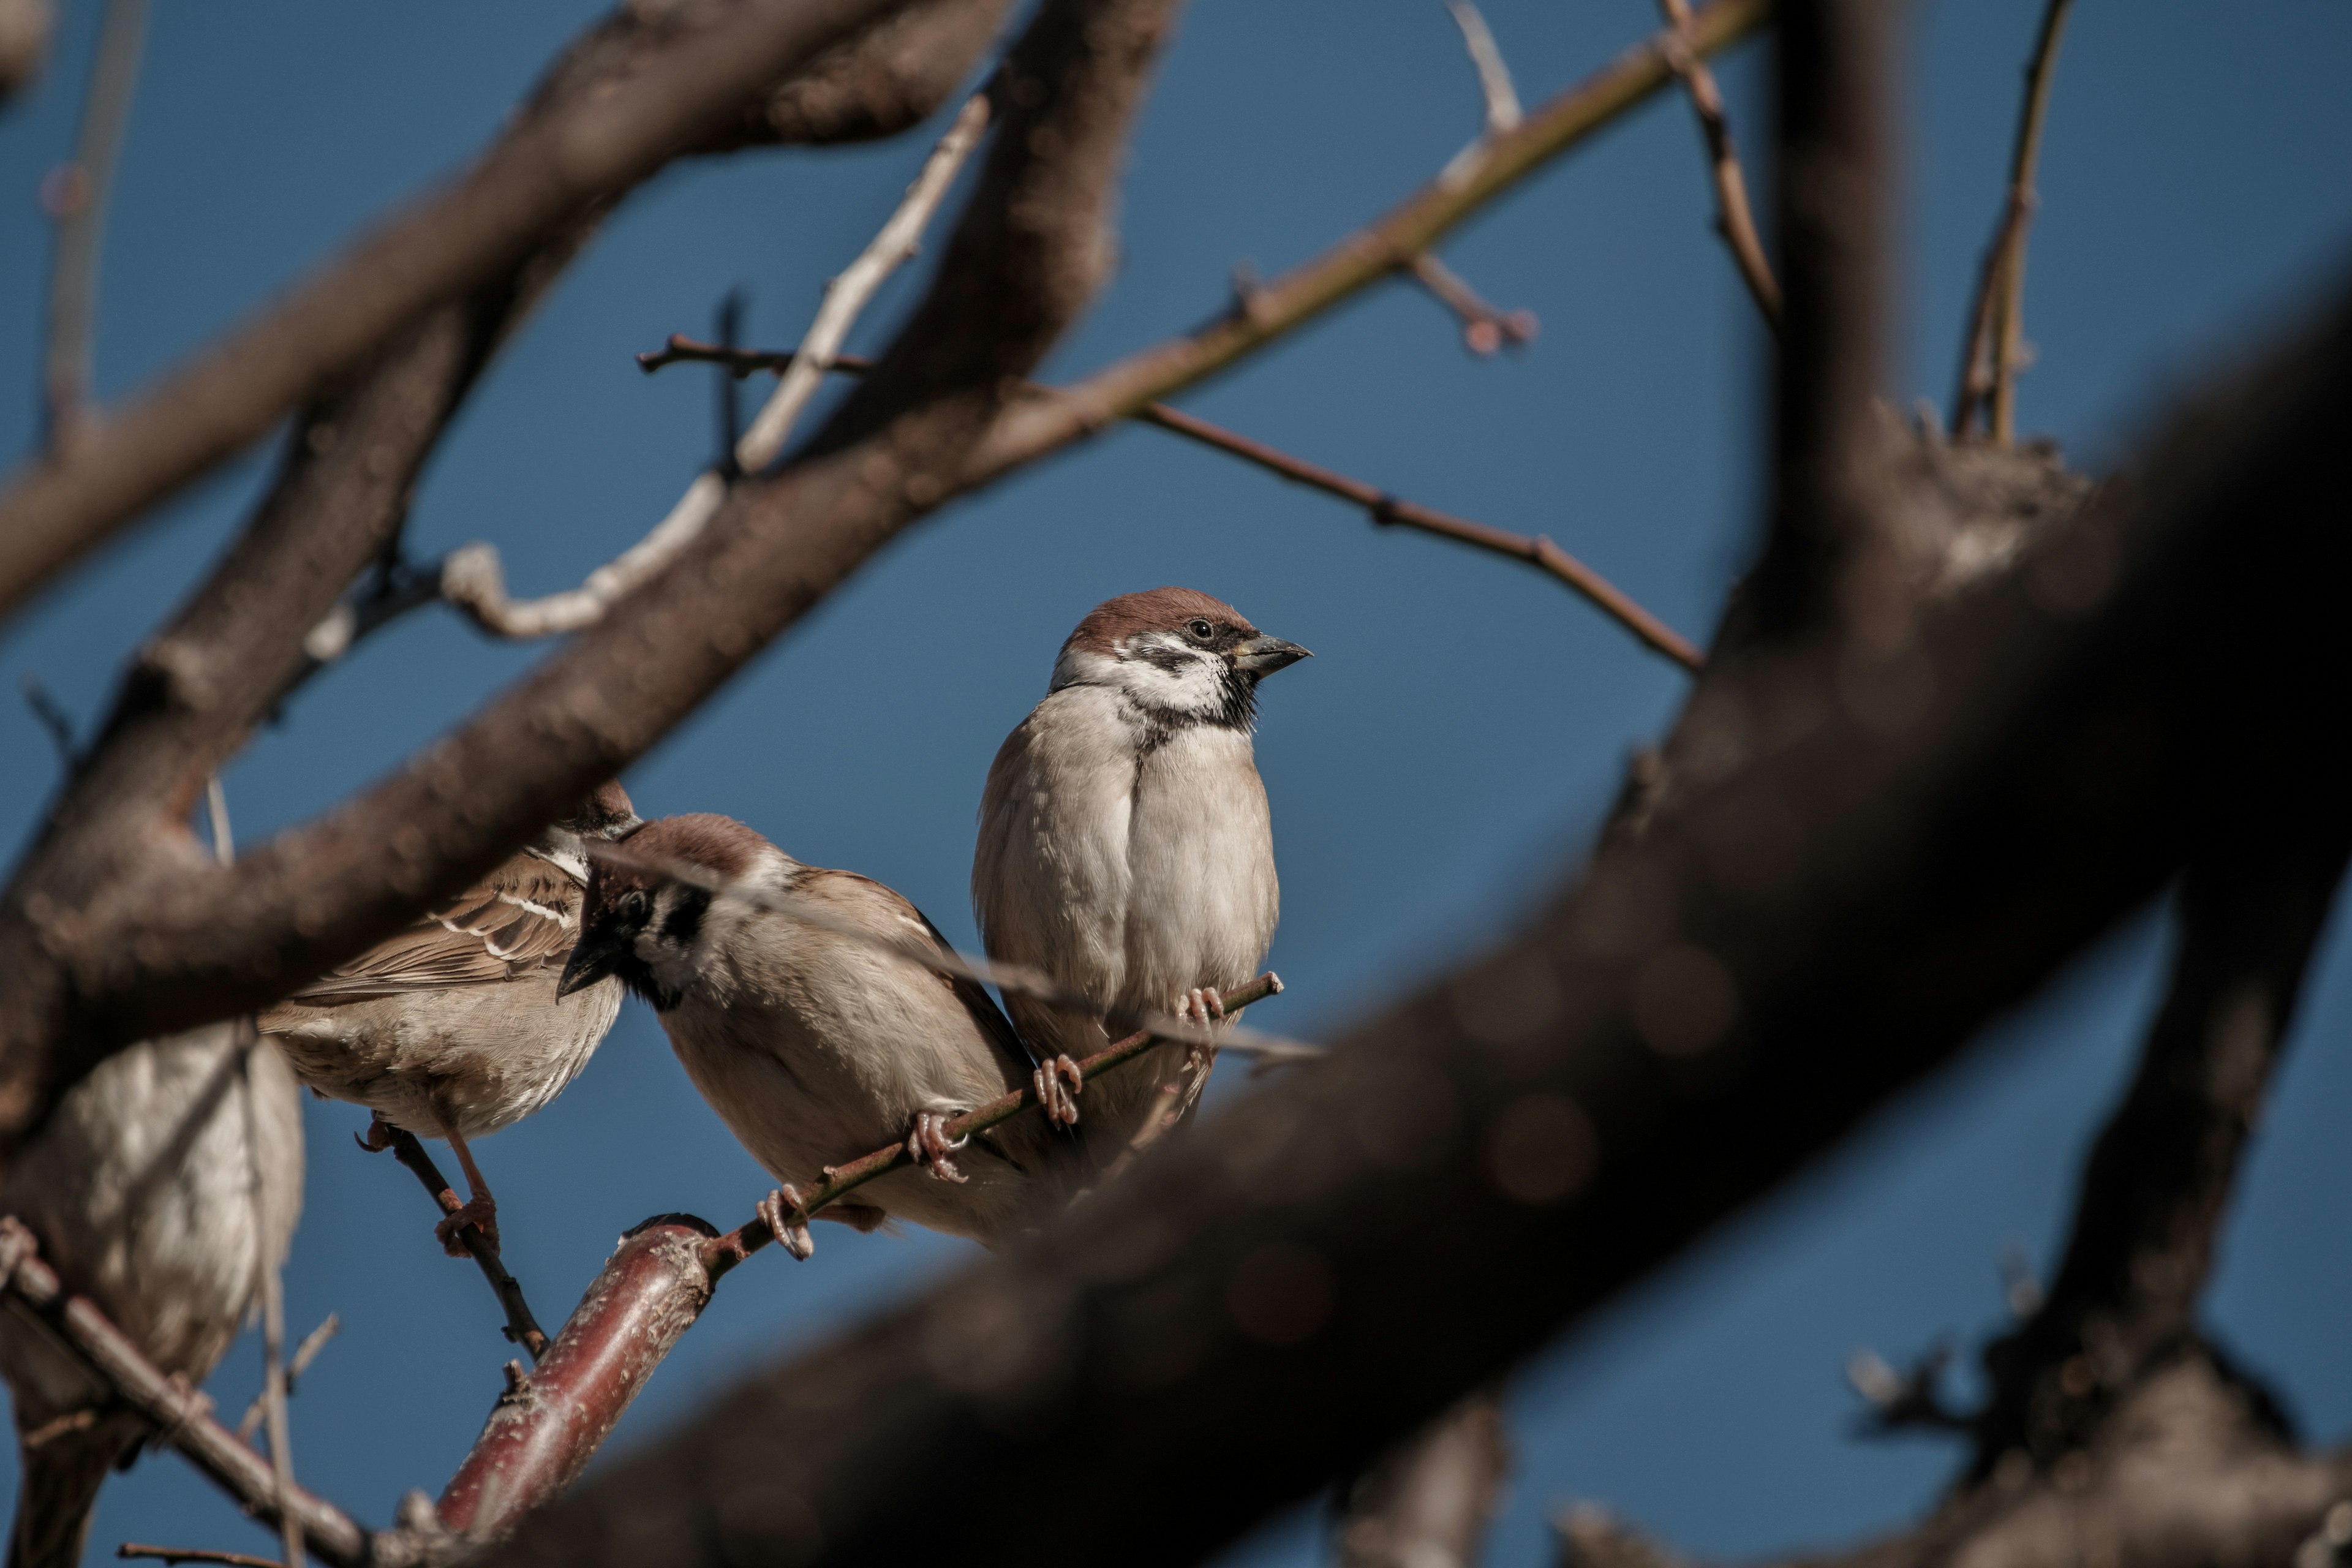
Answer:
[1740,0,1888,644]
[0,0,910,625]
[1969,810,2351,1474]
[0,0,1762,1146]
[475,261,2352,1568]
[0,0,1016,1147]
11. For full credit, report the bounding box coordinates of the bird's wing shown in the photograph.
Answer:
[280,856,583,999]
[799,869,1042,1073]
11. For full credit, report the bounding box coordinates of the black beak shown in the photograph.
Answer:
[557,927,627,999]
[1229,635,1312,676]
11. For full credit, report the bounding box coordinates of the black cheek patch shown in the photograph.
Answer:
[660,889,711,948]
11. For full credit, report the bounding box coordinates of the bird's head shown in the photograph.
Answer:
[559,813,772,1010]
[1050,587,1311,727]
[556,780,644,842]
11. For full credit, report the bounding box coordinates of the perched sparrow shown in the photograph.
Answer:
[262,782,641,1254]
[558,815,1054,1254]
[973,587,1308,1163]
[0,1024,304,1568]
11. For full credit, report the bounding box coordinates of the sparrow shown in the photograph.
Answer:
[973,587,1308,1165]
[0,1023,304,1568]
[557,814,1055,1254]
[261,782,641,1255]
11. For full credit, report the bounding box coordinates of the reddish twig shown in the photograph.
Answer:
[1406,254,1539,355]
[437,1219,720,1542]
[0,1219,372,1567]
[1656,0,1781,329]
[640,342,1701,671]
[1951,0,2071,442]
[374,1125,550,1360]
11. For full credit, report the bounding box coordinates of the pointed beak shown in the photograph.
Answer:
[1229,635,1312,676]
[557,927,625,999]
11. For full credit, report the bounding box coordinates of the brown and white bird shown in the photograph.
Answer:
[557,815,1054,1253]
[973,587,1308,1163]
[261,782,639,1254]
[0,1024,304,1568]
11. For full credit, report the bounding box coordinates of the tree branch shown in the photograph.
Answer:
[1969,806,2352,1474]
[473,256,2352,1568]
[0,0,910,624]
[40,0,148,452]
[1951,0,2073,444]
[1656,0,1781,328]
[0,0,1762,1145]
[0,1219,375,1568]
[0,0,1019,1149]
[375,1126,551,1361]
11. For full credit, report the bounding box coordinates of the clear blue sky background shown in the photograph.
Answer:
[1,2,2350,1564]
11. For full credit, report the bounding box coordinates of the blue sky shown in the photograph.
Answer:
[2,2,2350,1564]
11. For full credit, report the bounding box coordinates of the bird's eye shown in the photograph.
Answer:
[620,889,650,919]
[1188,619,1215,640]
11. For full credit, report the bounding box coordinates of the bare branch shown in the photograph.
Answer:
[42,0,148,451]
[0,0,50,103]
[1443,2,1520,135]
[0,0,908,625]
[1970,804,2351,1475]
[1406,254,1539,355]
[374,1126,551,1360]
[0,0,1021,1144]
[1951,0,2073,444]
[645,346,1698,666]
[118,1547,286,1568]
[1656,0,1781,328]
[1738,0,1891,644]
[432,90,993,642]
[235,1313,339,1443]
[0,1219,374,1568]
[477,256,2352,1568]
[0,0,1765,1145]
[19,674,75,765]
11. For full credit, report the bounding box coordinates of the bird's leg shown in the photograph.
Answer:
[431,1120,500,1259]
[354,1110,398,1154]
[1033,1055,1085,1128]
[906,1111,970,1184]
[757,1186,816,1261]
[1177,986,1227,1026]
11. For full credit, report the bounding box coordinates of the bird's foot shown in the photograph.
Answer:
[1033,1055,1084,1128]
[758,1186,816,1261]
[1177,986,1227,1027]
[907,1112,970,1184]
[434,1193,499,1258]
[355,1112,399,1154]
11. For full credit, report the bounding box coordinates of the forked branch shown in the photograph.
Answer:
[1656,0,1780,328]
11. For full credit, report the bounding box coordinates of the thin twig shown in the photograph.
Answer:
[20,674,76,764]
[1656,0,1781,328]
[428,91,992,644]
[702,971,1286,1273]
[118,1545,287,1568]
[236,1314,338,1442]
[1443,2,1520,134]
[0,1220,372,1567]
[1406,254,1538,355]
[1951,0,2072,442]
[584,839,1320,1063]
[639,343,1701,671]
[42,0,148,452]
[372,1126,549,1360]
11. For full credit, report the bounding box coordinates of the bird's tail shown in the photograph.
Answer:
[9,1416,138,1568]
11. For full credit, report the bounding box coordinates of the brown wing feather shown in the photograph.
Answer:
[285,855,583,999]
[801,870,1039,1072]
